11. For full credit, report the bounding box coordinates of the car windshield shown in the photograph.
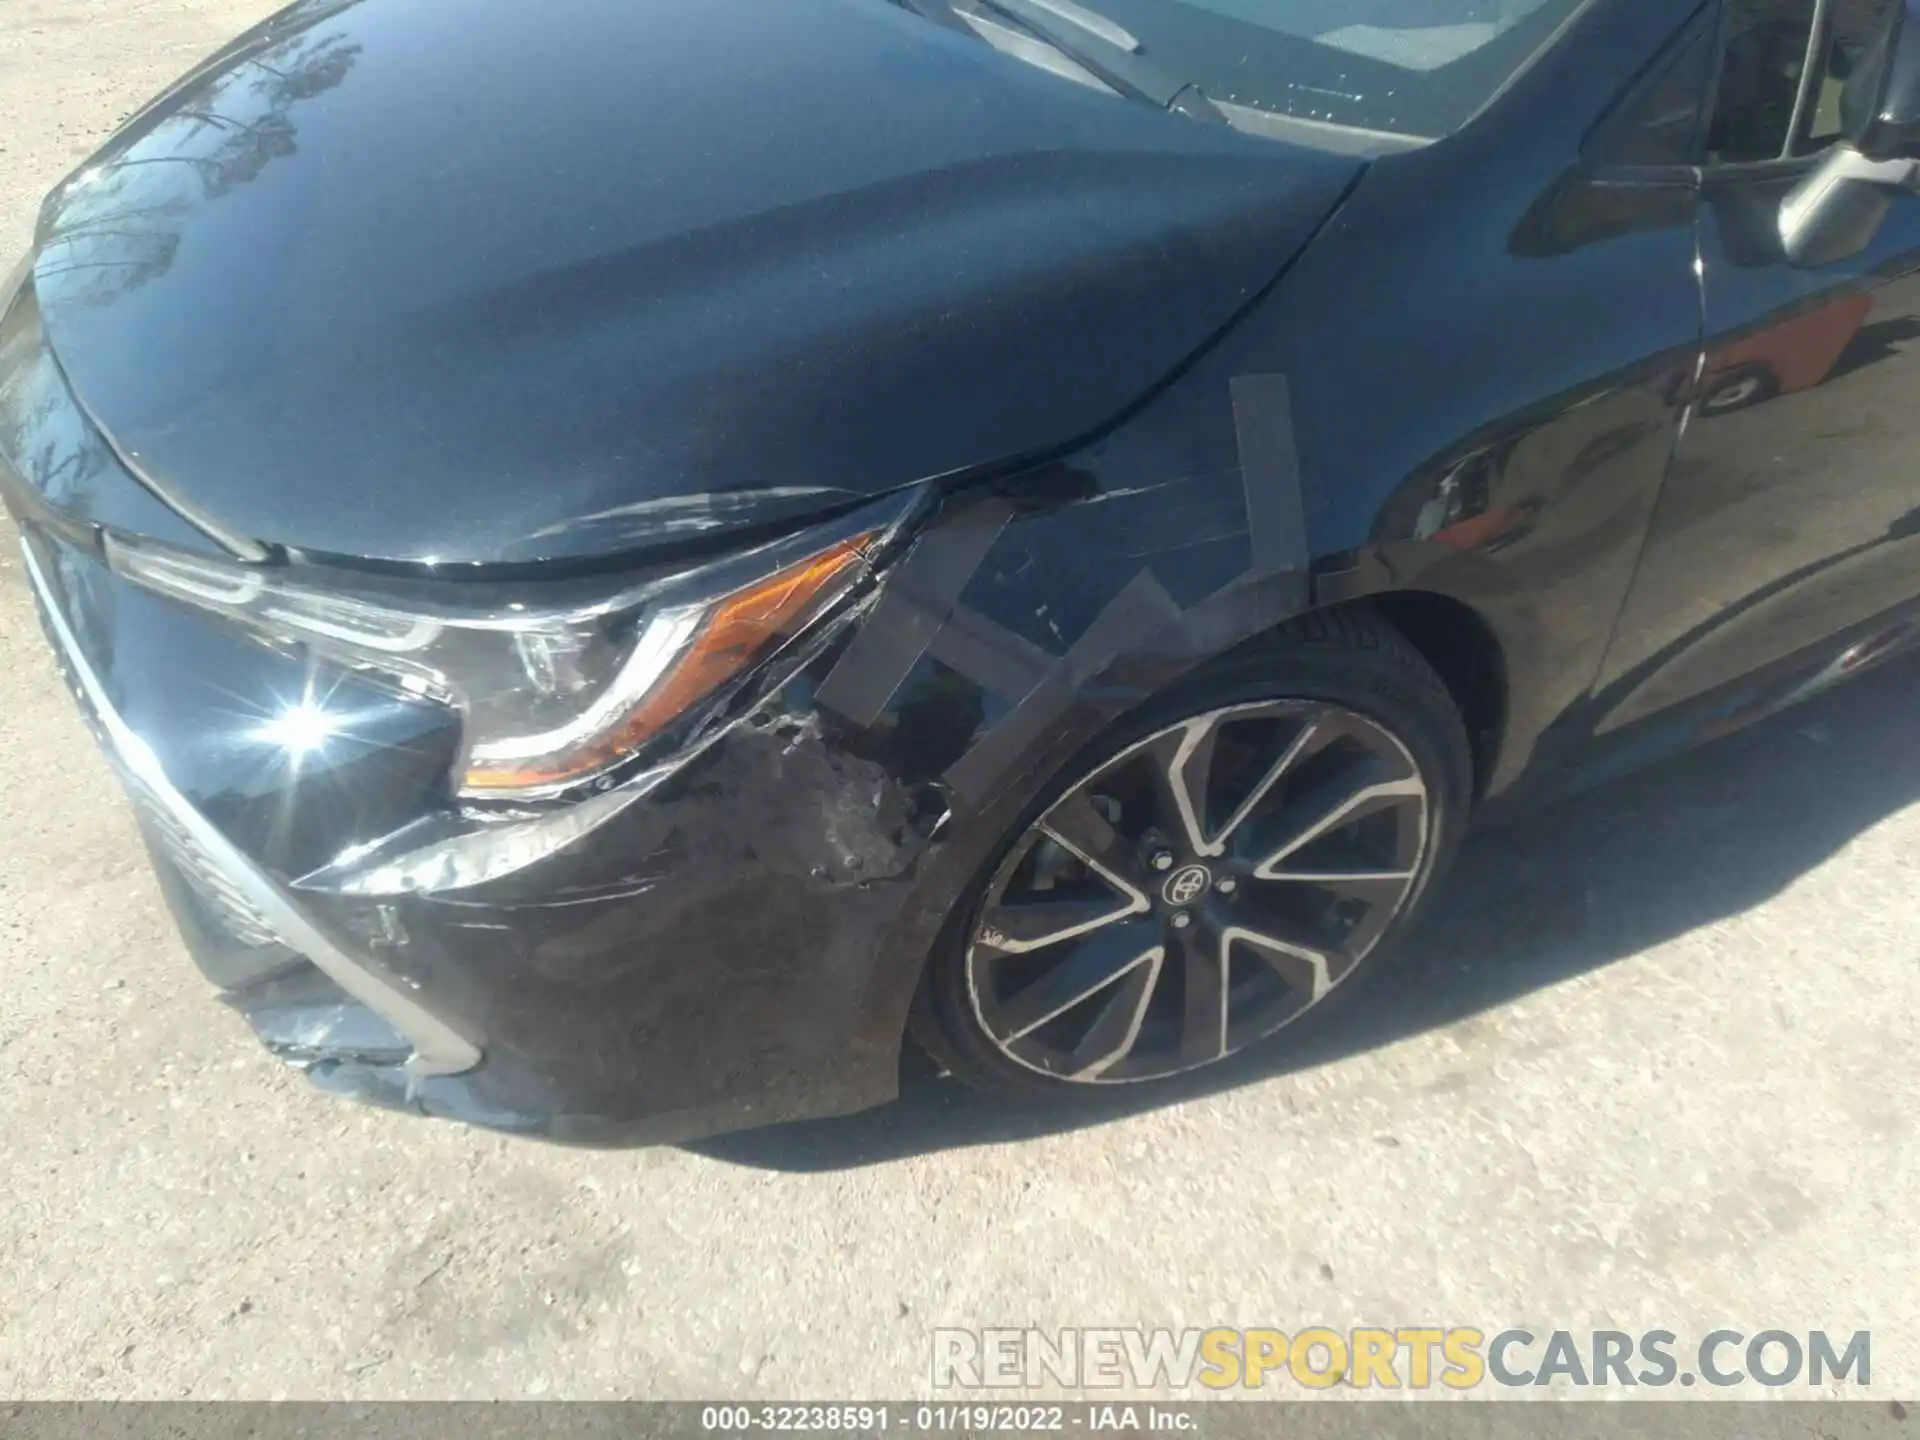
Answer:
[967,0,1593,145]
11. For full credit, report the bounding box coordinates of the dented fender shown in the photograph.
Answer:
[266,351,1325,1139]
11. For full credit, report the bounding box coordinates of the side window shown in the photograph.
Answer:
[1593,12,1718,168]
[1707,0,1819,163]
[1514,10,1714,254]
[1705,0,1905,164]
[1798,0,1903,150]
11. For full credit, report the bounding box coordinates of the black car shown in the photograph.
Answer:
[4,0,1918,1142]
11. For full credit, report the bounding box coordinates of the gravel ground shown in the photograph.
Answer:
[1,0,1916,1404]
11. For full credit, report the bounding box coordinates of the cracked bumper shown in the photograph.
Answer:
[24,537,484,1082]
[12,520,955,1144]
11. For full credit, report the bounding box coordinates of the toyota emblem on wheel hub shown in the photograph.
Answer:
[1162,863,1212,907]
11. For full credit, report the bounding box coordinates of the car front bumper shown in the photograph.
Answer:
[12,516,966,1144]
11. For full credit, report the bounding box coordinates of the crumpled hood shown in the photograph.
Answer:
[31,0,1359,566]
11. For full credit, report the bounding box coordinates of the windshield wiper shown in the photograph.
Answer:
[941,0,1228,125]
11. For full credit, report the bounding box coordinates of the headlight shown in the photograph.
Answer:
[104,509,894,799]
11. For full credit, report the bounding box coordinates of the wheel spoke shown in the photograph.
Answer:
[992,922,1162,1040]
[1145,715,1218,856]
[1067,950,1165,1079]
[1205,714,1326,856]
[974,892,1142,955]
[1253,769,1425,879]
[1037,790,1150,903]
[1174,922,1229,1065]
[1222,923,1337,1002]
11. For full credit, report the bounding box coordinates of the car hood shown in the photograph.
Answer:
[31,0,1360,567]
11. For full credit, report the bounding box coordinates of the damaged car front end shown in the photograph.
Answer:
[4,238,1324,1141]
[8,430,932,1140]
[3,288,1313,1141]
[10,0,1735,1141]
[0,0,1381,1140]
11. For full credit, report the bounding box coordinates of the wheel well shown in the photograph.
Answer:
[1359,590,1508,798]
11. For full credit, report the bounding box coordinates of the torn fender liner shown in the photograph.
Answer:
[820,373,1314,809]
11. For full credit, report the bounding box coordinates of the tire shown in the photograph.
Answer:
[1698,363,1781,416]
[910,603,1474,1101]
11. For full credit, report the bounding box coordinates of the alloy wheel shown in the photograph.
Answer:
[964,700,1432,1084]
[1703,375,1765,411]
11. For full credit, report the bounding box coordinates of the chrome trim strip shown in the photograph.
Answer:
[21,537,481,1079]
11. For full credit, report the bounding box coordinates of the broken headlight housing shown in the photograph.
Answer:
[103,502,902,800]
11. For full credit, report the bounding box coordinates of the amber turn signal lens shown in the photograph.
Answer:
[461,535,872,794]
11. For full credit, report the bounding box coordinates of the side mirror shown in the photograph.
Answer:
[1780,0,1920,266]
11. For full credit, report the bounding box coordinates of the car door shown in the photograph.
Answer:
[1597,0,1920,732]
